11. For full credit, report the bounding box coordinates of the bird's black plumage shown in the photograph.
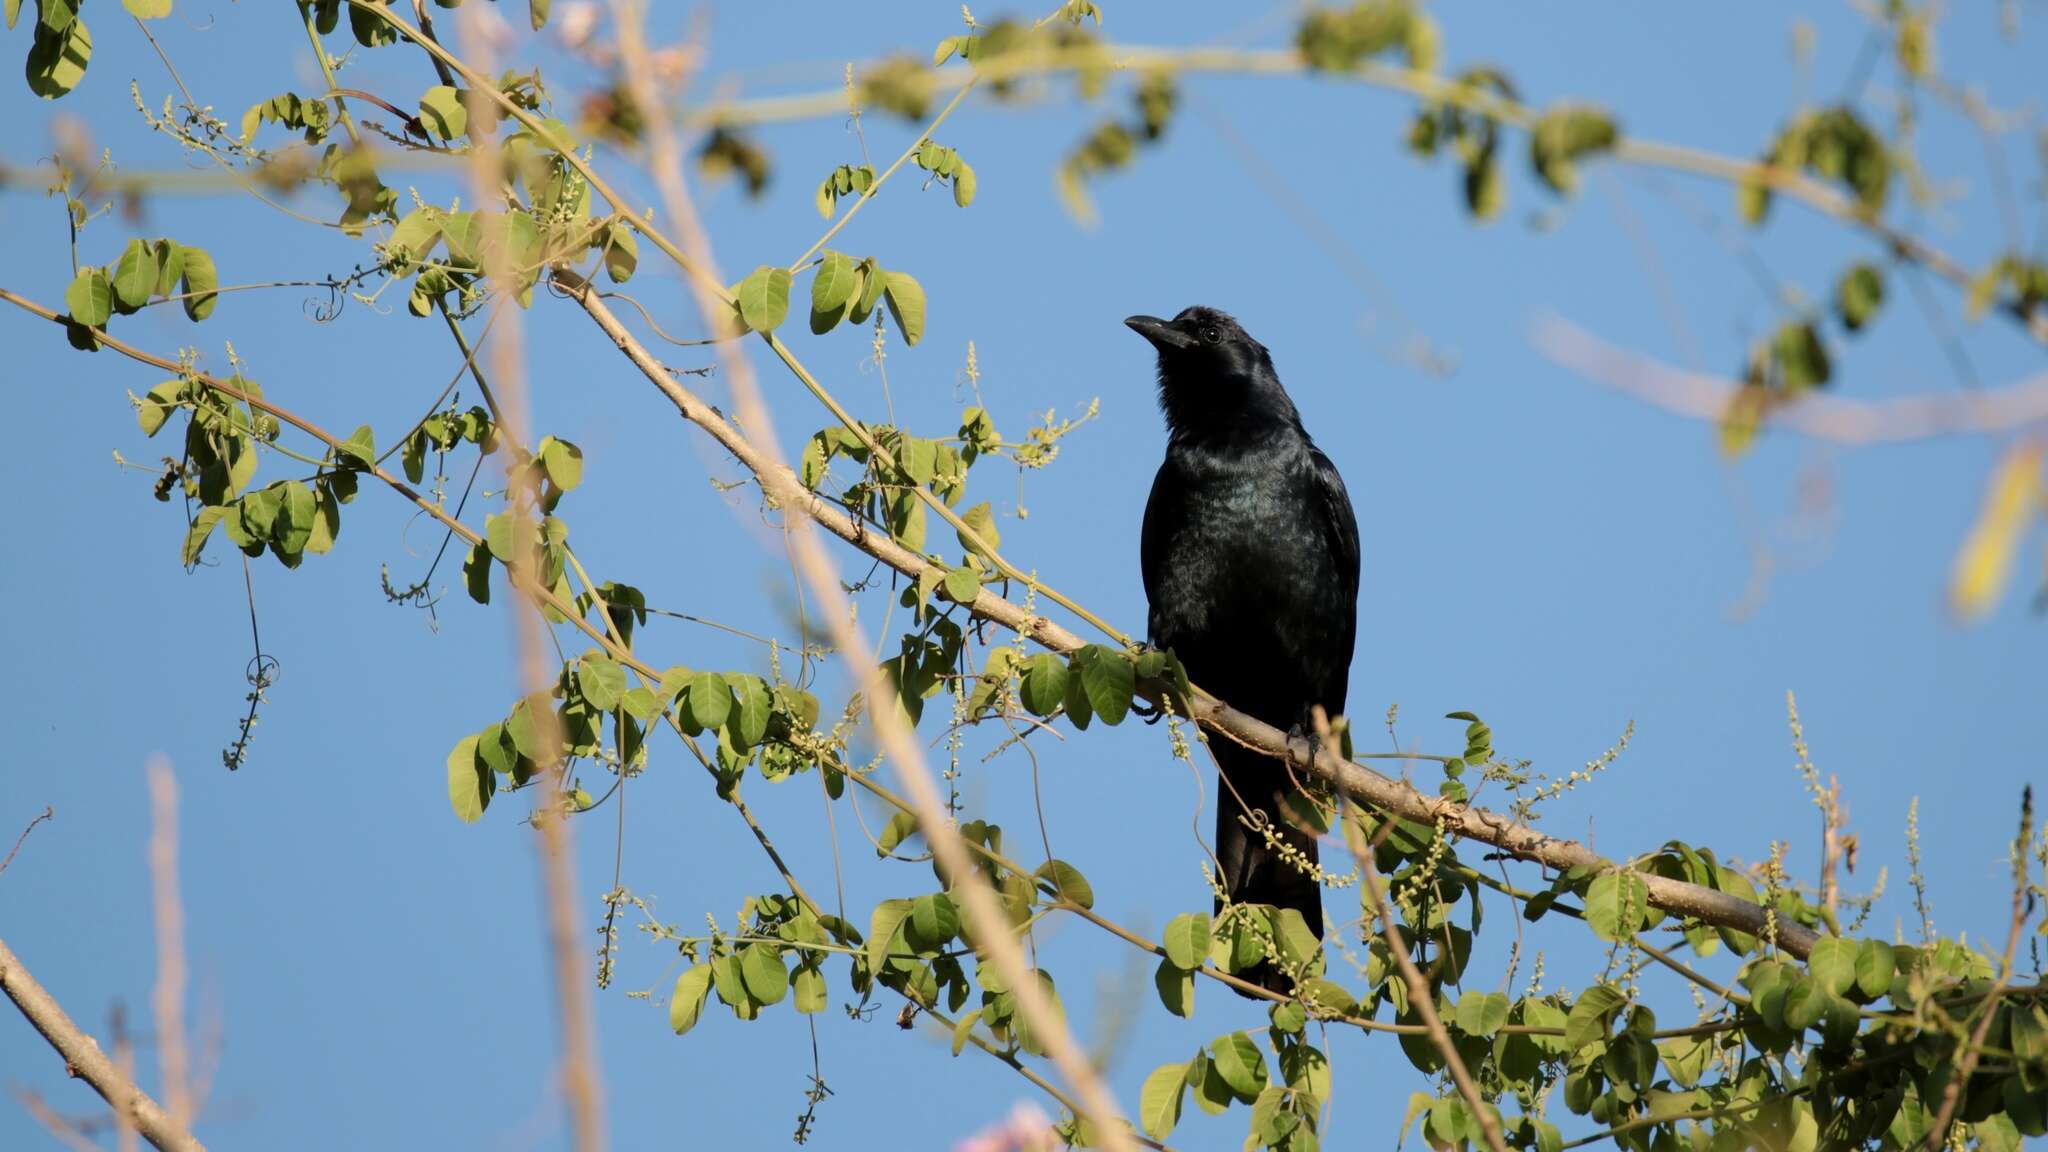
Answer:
[1127,306,1360,996]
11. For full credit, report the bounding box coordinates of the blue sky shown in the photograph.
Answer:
[1,2,2043,1149]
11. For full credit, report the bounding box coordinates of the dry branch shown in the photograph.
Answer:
[0,937,208,1152]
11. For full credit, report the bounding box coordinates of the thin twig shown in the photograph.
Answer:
[15,1087,103,1152]
[0,806,53,878]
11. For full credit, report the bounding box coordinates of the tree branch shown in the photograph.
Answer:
[561,277,1821,958]
[0,937,209,1152]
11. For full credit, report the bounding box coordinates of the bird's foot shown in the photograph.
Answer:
[1286,720,1323,768]
[1128,642,1173,725]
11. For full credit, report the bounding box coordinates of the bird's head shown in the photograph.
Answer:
[1125,306,1294,439]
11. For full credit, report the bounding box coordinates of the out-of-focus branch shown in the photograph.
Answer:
[145,759,192,1129]
[608,5,1138,1148]
[456,8,607,1152]
[0,936,209,1152]
[686,43,2047,346]
[1535,315,2048,444]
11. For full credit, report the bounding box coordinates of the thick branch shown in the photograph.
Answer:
[0,937,208,1152]
[565,278,1821,960]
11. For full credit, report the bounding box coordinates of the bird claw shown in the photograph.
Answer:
[1286,720,1323,767]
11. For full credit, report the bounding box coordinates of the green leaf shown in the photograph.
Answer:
[1454,991,1510,1038]
[725,675,772,750]
[669,964,713,1034]
[1274,907,1321,971]
[1583,870,1648,941]
[1139,1061,1187,1140]
[418,85,468,140]
[849,259,885,324]
[1079,647,1135,726]
[950,1007,982,1056]
[1163,912,1211,970]
[178,247,218,321]
[1210,1031,1267,1101]
[735,265,792,333]
[1298,977,1355,1018]
[876,809,919,858]
[1835,262,1885,332]
[65,267,111,326]
[1855,939,1895,1000]
[1270,999,1306,1034]
[26,14,91,99]
[1806,936,1858,996]
[540,437,584,492]
[886,492,926,552]
[792,962,827,1014]
[955,500,1000,559]
[388,209,441,265]
[866,898,913,973]
[685,671,731,731]
[1019,653,1068,717]
[939,565,979,604]
[811,250,858,315]
[273,479,317,555]
[181,505,224,567]
[463,541,492,604]
[579,656,626,711]
[112,239,159,311]
[709,954,748,1011]
[1154,957,1194,1017]
[400,429,428,485]
[952,161,977,207]
[740,942,788,1005]
[882,270,926,345]
[602,221,637,283]
[1035,859,1094,909]
[908,892,960,949]
[447,733,493,823]
[1564,983,1627,1051]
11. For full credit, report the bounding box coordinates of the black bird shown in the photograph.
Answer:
[1126,306,1360,996]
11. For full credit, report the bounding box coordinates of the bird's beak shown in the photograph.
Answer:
[1124,315,1193,351]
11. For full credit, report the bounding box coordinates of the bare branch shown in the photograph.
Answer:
[1,806,52,878]
[0,936,208,1152]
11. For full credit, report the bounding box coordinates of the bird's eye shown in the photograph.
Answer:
[1202,326,1221,344]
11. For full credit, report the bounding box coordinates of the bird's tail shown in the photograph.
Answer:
[1212,743,1324,997]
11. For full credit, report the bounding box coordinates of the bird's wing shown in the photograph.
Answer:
[1309,444,1361,703]
[1139,459,1182,644]
[1309,446,1361,598]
